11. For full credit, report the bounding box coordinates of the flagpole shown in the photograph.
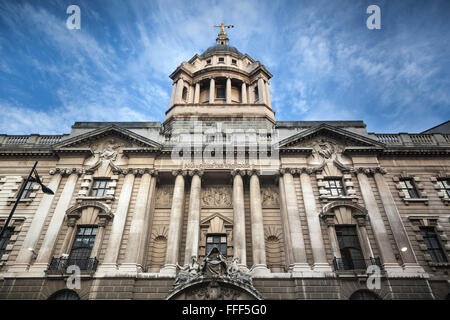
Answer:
[0,161,38,242]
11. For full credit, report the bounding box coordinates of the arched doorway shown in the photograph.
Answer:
[48,289,80,300]
[349,289,381,300]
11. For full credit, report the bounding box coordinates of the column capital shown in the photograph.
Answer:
[355,166,387,176]
[188,169,204,177]
[67,217,77,227]
[57,168,84,177]
[279,168,297,175]
[172,169,188,177]
[246,169,260,177]
[231,169,246,177]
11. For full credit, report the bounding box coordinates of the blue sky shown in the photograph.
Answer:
[0,0,449,134]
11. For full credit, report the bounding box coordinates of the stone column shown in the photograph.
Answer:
[355,216,375,259]
[209,78,215,104]
[231,169,247,269]
[161,170,186,275]
[169,83,176,106]
[278,174,293,267]
[373,169,425,274]
[90,217,109,259]
[184,170,202,264]
[98,170,136,272]
[323,217,341,259]
[257,77,266,104]
[29,170,80,273]
[120,170,156,273]
[248,84,255,104]
[9,171,62,272]
[241,82,247,104]
[248,170,270,275]
[299,170,331,272]
[265,81,272,108]
[194,83,200,104]
[59,217,77,256]
[226,77,232,104]
[356,169,402,273]
[282,169,311,272]
[175,77,184,104]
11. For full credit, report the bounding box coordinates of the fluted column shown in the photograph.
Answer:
[248,170,270,275]
[10,171,62,272]
[194,83,200,103]
[209,78,215,103]
[299,170,331,272]
[282,169,311,272]
[278,174,293,267]
[241,82,247,104]
[373,169,425,274]
[356,168,402,273]
[184,170,203,264]
[29,170,80,273]
[257,77,266,104]
[175,77,184,104]
[120,170,157,273]
[97,171,136,273]
[265,81,272,108]
[231,169,247,269]
[161,170,186,274]
[226,77,232,104]
[169,82,176,106]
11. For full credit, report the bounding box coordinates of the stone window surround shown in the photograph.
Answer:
[0,217,24,266]
[393,173,428,205]
[431,174,450,206]
[76,173,119,204]
[3,176,40,206]
[408,216,450,268]
[316,170,358,203]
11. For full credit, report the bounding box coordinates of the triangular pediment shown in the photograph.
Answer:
[200,213,234,226]
[52,125,162,150]
[277,123,384,150]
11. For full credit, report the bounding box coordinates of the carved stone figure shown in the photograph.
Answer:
[201,186,232,207]
[155,186,173,207]
[261,186,279,207]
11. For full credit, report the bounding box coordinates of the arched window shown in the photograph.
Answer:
[349,290,381,300]
[254,86,259,101]
[182,87,188,101]
[48,289,80,300]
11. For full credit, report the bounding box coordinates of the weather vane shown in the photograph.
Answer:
[214,22,234,36]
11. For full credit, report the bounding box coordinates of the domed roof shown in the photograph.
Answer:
[200,44,243,59]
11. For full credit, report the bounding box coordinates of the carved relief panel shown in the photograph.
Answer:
[201,186,232,208]
[260,185,280,208]
[155,185,174,208]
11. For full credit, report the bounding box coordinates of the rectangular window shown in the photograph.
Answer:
[437,179,450,199]
[254,86,259,101]
[206,59,211,65]
[0,227,13,259]
[335,225,366,270]
[20,181,36,199]
[324,178,345,196]
[89,179,110,197]
[420,227,447,263]
[216,86,225,99]
[399,178,419,198]
[206,235,227,256]
[218,57,225,63]
[231,59,237,65]
[68,226,98,270]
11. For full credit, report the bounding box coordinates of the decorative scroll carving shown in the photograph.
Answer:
[201,186,232,208]
[167,248,263,300]
[155,185,173,208]
[260,185,279,207]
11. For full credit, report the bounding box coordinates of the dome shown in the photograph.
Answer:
[200,44,244,59]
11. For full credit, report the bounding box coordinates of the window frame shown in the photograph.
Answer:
[437,178,450,199]
[0,226,14,259]
[19,180,36,199]
[89,178,111,197]
[205,234,227,257]
[420,226,448,263]
[399,178,420,199]
[323,177,346,197]
[68,225,98,269]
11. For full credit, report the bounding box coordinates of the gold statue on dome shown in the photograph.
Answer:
[214,22,234,35]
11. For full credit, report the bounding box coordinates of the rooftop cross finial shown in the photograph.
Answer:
[214,22,234,37]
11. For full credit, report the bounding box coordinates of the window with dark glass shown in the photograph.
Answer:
[20,181,36,199]
[206,235,227,256]
[68,226,98,270]
[231,59,237,65]
[182,87,188,101]
[206,59,211,65]
[216,86,225,99]
[335,225,366,270]
[324,178,345,196]
[254,86,259,101]
[0,227,13,259]
[89,179,110,197]
[399,178,419,198]
[420,227,447,263]
[218,57,225,63]
[437,179,450,199]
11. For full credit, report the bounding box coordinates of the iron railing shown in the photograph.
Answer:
[333,256,383,272]
[47,257,98,274]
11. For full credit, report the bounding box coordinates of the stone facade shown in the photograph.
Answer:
[0,30,449,300]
